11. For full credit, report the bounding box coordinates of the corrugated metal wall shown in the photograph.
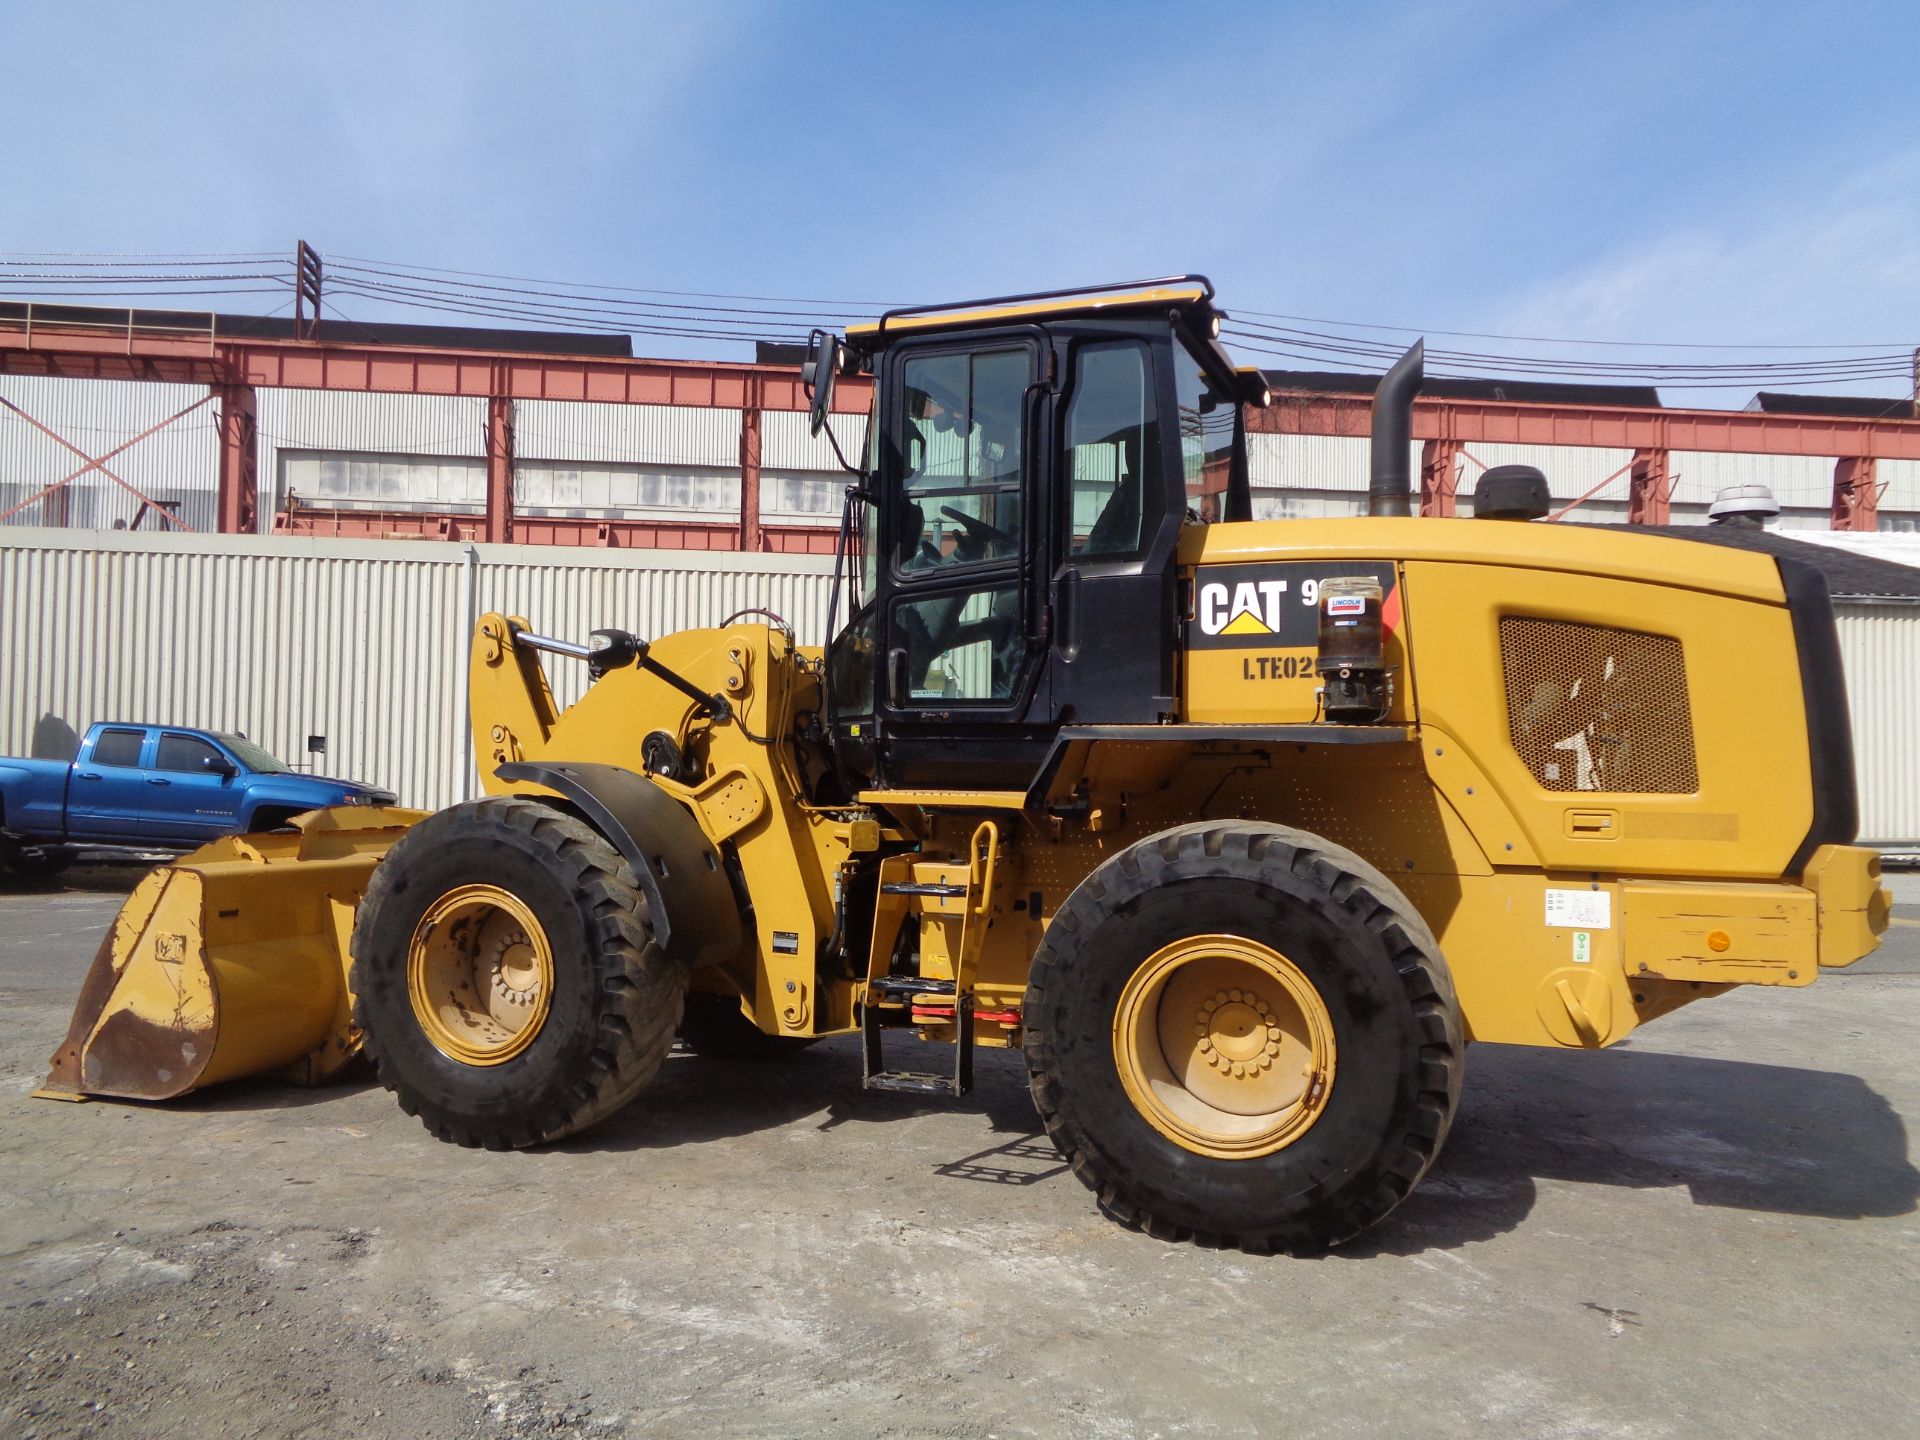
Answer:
[1835,602,1920,846]
[1,375,219,530]
[762,408,868,471]
[515,399,741,466]
[1,528,833,812]
[259,390,486,530]
[3,528,1915,842]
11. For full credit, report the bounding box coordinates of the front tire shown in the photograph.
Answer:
[351,797,687,1149]
[4,846,74,880]
[1023,821,1463,1253]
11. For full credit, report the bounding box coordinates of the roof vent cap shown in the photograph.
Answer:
[1708,482,1780,528]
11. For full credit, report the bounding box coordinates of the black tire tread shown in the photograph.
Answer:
[1022,819,1465,1255]
[352,796,687,1149]
[4,846,75,880]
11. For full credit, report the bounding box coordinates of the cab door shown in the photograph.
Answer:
[143,732,245,841]
[1041,325,1187,724]
[872,333,1051,787]
[67,726,153,842]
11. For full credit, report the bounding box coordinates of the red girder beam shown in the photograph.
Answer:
[216,383,258,534]
[1627,448,1671,526]
[1832,457,1879,532]
[5,321,1914,456]
[273,507,838,554]
[740,374,764,552]
[0,322,873,415]
[1419,439,1461,517]
[1249,392,1920,462]
[485,388,514,545]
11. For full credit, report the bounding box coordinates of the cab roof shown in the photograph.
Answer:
[845,275,1217,346]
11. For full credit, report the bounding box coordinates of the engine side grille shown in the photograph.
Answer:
[1499,616,1699,794]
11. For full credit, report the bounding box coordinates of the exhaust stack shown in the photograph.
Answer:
[1367,340,1425,517]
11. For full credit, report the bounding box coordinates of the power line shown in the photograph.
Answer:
[330,252,906,311]
[1223,338,1913,390]
[0,247,1911,395]
[1224,318,1913,379]
[1230,305,1913,351]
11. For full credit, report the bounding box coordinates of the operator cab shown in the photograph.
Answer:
[809,276,1270,790]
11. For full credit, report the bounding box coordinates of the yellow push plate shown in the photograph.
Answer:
[1620,879,1817,986]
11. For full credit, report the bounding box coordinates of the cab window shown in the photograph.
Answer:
[157,734,224,774]
[896,348,1026,573]
[1064,341,1158,558]
[1173,343,1236,522]
[91,729,145,768]
[892,584,1022,703]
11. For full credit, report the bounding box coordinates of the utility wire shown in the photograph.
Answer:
[0,248,1910,394]
[328,274,827,337]
[1232,305,1913,351]
[330,260,884,323]
[329,252,905,310]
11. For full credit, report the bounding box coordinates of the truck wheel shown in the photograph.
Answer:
[351,796,687,1149]
[1022,821,1463,1254]
[5,847,74,880]
[678,991,819,1061]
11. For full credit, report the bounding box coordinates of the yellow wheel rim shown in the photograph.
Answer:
[406,884,555,1067]
[1112,934,1337,1159]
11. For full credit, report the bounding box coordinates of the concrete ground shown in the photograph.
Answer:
[2,867,1916,1440]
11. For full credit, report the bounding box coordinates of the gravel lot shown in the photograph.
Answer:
[3,866,1916,1439]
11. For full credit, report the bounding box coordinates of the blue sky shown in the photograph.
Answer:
[3,1,1916,401]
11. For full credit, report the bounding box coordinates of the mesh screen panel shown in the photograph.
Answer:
[1500,617,1699,794]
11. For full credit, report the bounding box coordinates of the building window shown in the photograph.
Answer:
[513,459,740,518]
[280,451,487,512]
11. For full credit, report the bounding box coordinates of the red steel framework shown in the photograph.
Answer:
[1251,392,1920,528]
[5,313,1919,542]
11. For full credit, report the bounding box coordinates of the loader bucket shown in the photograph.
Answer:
[36,806,424,1103]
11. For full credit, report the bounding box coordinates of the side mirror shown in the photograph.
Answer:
[200,754,236,778]
[804,328,839,438]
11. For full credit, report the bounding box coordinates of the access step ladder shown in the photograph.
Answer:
[860,822,1000,1099]
[862,975,975,1096]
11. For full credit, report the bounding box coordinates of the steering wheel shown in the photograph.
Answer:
[940,504,1015,547]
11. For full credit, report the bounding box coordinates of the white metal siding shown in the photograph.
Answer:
[258,390,487,532]
[0,375,218,530]
[762,408,871,472]
[514,399,740,467]
[4,530,1916,842]
[1,529,833,813]
[1835,602,1920,847]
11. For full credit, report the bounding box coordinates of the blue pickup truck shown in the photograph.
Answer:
[0,723,397,877]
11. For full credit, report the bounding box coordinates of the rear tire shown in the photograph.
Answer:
[1023,820,1463,1254]
[351,796,687,1149]
[678,991,819,1061]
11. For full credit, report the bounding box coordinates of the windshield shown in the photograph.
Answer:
[217,733,291,774]
[1174,341,1238,523]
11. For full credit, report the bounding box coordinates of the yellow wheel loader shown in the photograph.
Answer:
[40,277,1890,1252]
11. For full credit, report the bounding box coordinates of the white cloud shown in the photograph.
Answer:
[1488,148,1920,402]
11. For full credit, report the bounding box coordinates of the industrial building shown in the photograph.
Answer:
[3,301,1917,845]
